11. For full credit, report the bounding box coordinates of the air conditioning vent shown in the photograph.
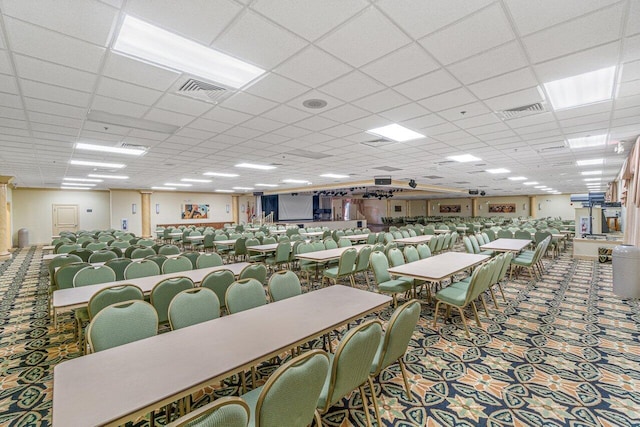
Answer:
[361,138,395,148]
[120,142,149,151]
[496,102,547,120]
[176,78,229,103]
[536,145,566,153]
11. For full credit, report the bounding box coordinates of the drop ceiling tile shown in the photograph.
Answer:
[251,0,368,41]
[253,133,291,144]
[467,68,538,101]
[222,92,277,115]
[30,122,77,136]
[245,73,310,103]
[353,89,410,113]
[103,52,180,91]
[275,46,352,88]
[505,0,620,36]
[419,4,514,65]
[28,112,82,129]
[202,107,253,125]
[0,116,27,129]
[438,102,491,121]
[0,106,25,121]
[377,0,493,40]
[535,42,621,83]
[623,34,640,62]
[288,90,344,113]
[13,55,98,94]
[242,117,286,133]
[402,114,446,130]
[262,105,312,123]
[224,126,263,139]
[272,125,312,138]
[213,11,307,69]
[4,17,106,73]
[144,108,195,127]
[189,118,234,133]
[154,94,213,116]
[361,43,439,86]
[96,78,163,106]
[447,42,528,84]
[418,88,479,112]
[453,113,501,130]
[394,69,461,101]
[320,104,369,122]
[379,103,430,122]
[347,114,389,131]
[483,87,544,111]
[91,95,149,117]
[292,116,339,132]
[618,79,640,98]
[3,0,117,46]
[424,122,460,136]
[321,124,361,138]
[126,0,241,45]
[554,101,613,119]
[615,93,640,110]
[318,7,411,68]
[21,79,92,107]
[318,70,385,102]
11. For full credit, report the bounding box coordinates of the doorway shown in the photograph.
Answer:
[52,204,78,236]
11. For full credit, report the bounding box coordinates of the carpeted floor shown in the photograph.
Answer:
[0,244,639,426]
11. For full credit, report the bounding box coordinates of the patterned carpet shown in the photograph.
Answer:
[0,244,639,426]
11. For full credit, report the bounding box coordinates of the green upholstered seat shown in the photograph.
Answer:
[168,288,220,330]
[369,251,412,307]
[196,252,223,268]
[321,247,357,287]
[239,263,267,285]
[165,397,249,427]
[201,269,235,312]
[87,300,158,353]
[268,271,301,302]
[151,277,195,325]
[225,278,267,315]
[158,244,180,255]
[161,256,192,274]
[124,259,160,280]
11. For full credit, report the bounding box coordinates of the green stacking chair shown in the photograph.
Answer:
[196,252,223,268]
[239,263,267,285]
[168,288,220,331]
[124,259,160,280]
[151,277,195,325]
[268,270,302,302]
[87,300,158,353]
[201,269,235,313]
[165,397,249,427]
[369,252,412,307]
[321,247,357,287]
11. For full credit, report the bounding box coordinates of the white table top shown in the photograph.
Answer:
[42,245,55,251]
[214,239,237,246]
[434,229,451,234]
[393,235,433,245]
[388,252,489,282]
[296,244,366,262]
[480,238,531,252]
[344,233,370,242]
[185,235,204,241]
[52,285,391,427]
[268,229,287,234]
[246,243,280,253]
[52,262,250,311]
[300,231,324,237]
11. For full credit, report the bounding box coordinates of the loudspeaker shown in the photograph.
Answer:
[408,179,417,188]
[374,177,392,185]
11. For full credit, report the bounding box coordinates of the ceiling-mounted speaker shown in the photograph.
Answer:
[408,179,417,188]
[374,176,392,185]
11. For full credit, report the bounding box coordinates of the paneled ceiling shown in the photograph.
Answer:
[0,0,638,198]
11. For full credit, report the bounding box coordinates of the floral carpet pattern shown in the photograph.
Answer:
[0,244,639,426]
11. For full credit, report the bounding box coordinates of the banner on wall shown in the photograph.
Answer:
[181,204,209,219]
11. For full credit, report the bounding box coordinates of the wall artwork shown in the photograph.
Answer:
[440,205,461,213]
[489,203,516,213]
[181,204,210,219]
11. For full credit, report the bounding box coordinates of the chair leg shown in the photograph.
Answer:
[456,306,471,337]
[488,287,499,309]
[497,282,506,302]
[359,384,373,427]
[367,376,382,427]
[480,294,490,316]
[432,301,442,328]
[398,358,413,402]
[471,302,482,327]
[313,410,322,427]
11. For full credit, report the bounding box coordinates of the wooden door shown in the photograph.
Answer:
[53,204,78,236]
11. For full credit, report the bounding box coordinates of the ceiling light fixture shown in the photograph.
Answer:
[215,189,234,193]
[576,158,604,166]
[282,179,311,184]
[566,134,607,149]
[114,15,265,88]
[255,183,278,187]
[366,124,425,142]
[486,168,510,174]
[447,154,481,163]
[70,160,125,168]
[164,183,192,187]
[75,142,146,156]
[320,173,349,179]
[235,163,276,170]
[60,186,91,190]
[203,172,239,177]
[88,174,129,179]
[534,185,546,189]
[523,181,539,185]
[508,176,527,181]
[233,186,254,190]
[543,66,616,110]
[151,186,176,190]
[583,178,602,182]
[60,182,95,187]
[63,177,103,182]
[581,171,602,176]
[181,178,212,183]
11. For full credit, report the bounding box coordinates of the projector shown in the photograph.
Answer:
[468,189,479,195]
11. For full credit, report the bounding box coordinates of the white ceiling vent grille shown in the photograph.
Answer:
[496,102,547,120]
[120,142,149,151]
[176,78,230,103]
[361,138,395,148]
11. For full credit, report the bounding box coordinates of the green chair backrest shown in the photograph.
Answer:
[162,256,193,274]
[324,239,338,249]
[110,240,130,249]
[48,254,82,288]
[338,238,352,248]
[469,235,481,254]
[168,288,220,330]
[416,243,431,259]
[274,242,291,263]
[268,270,302,302]
[485,229,496,241]
[497,229,513,239]
[311,241,325,252]
[104,258,132,281]
[201,269,235,309]
[239,263,267,285]
[354,245,372,273]
[137,238,155,247]
[73,265,116,287]
[55,262,91,290]
[124,259,160,280]
[514,230,530,240]
[88,250,118,263]
[253,350,329,427]
[180,252,200,269]
[369,251,392,284]
[387,248,405,267]
[403,246,419,263]
[371,300,421,376]
[86,242,108,251]
[196,253,223,268]
[262,236,277,245]
[144,255,168,271]
[319,320,382,410]
[87,301,158,353]
[132,247,156,259]
[225,278,267,314]
[158,244,181,255]
[233,237,248,257]
[69,248,92,262]
[165,397,249,427]
[88,284,144,319]
[337,247,358,276]
[151,277,195,324]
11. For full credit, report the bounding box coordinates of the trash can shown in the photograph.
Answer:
[18,228,29,248]
[612,244,640,298]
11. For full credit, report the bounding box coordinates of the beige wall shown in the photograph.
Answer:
[149,191,234,230]
[12,188,111,245]
[110,190,143,236]
[388,200,408,218]
[237,195,256,224]
[362,199,386,224]
[536,194,575,219]
[408,200,427,217]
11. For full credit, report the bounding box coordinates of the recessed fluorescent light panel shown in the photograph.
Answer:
[566,134,607,149]
[61,182,95,187]
[61,186,90,190]
[523,181,539,185]
[486,168,510,174]
[534,185,546,188]
[86,110,179,134]
[114,15,265,88]
[70,160,125,168]
[320,173,349,179]
[583,178,602,182]
[447,154,481,163]
[543,66,616,110]
[88,174,129,179]
[577,158,604,166]
[233,187,254,190]
[235,163,276,170]
[164,183,192,187]
[581,171,602,176]
[282,179,311,184]
[64,177,103,182]
[181,178,212,183]
[255,183,278,187]
[203,172,239,177]
[366,124,425,142]
[215,189,234,193]
[151,186,176,190]
[508,176,527,181]
[75,142,145,156]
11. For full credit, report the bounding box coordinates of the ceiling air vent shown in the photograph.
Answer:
[361,138,395,148]
[496,102,547,120]
[176,78,229,103]
[120,142,149,152]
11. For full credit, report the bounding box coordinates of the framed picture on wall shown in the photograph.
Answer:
[489,203,515,213]
[394,205,402,212]
[440,205,461,213]
[181,204,210,219]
